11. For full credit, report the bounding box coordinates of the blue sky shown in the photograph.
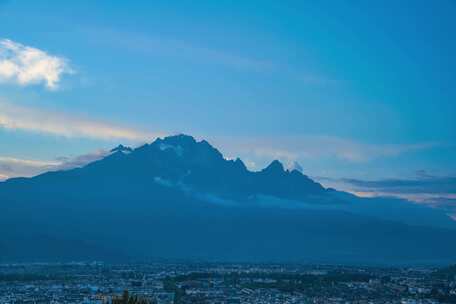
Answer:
[0,1,455,204]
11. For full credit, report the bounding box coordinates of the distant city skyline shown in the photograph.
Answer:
[0,1,455,211]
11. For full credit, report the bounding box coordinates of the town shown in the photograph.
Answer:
[0,262,455,304]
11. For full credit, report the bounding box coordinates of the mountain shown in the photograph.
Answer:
[1,134,455,264]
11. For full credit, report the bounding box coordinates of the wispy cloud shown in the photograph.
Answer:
[85,28,274,71]
[317,172,456,217]
[54,149,109,171]
[341,174,456,195]
[0,39,73,90]
[0,155,62,180]
[0,149,113,181]
[0,156,61,167]
[209,135,437,170]
[81,27,338,87]
[425,197,456,220]
[0,100,158,141]
[334,171,456,211]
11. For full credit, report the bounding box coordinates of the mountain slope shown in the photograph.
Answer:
[1,134,455,264]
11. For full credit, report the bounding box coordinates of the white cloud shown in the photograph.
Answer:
[0,39,72,90]
[0,151,105,181]
[0,156,61,167]
[208,135,437,170]
[85,28,274,71]
[54,149,109,171]
[0,156,62,180]
[0,100,158,141]
[314,174,456,219]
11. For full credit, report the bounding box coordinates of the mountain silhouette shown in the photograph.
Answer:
[1,134,455,264]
